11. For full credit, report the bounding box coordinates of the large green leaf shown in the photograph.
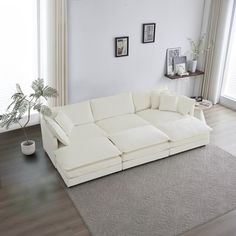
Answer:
[42,86,58,99]
[31,78,44,98]
[40,105,52,117]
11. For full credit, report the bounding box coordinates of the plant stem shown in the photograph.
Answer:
[22,127,30,144]
[24,98,34,128]
[22,98,34,144]
[17,120,29,144]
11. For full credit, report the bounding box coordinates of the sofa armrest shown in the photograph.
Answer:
[194,107,206,124]
[40,115,58,166]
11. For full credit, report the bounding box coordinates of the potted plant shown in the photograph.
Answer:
[0,78,57,155]
[188,35,206,73]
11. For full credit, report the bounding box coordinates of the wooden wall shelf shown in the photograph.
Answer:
[165,70,204,80]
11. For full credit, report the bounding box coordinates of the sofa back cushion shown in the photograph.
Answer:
[132,91,151,112]
[61,101,94,126]
[91,92,135,121]
[151,88,169,109]
[159,94,179,112]
[54,111,74,136]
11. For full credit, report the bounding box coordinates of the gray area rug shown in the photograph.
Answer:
[66,145,236,236]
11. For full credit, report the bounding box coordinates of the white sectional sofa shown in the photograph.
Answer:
[40,89,211,187]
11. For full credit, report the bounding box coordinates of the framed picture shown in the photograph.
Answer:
[166,47,181,75]
[142,23,156,43]
[115,37,129,57]
[173,56,187,74]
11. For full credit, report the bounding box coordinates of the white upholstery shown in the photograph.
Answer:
[194,107,207,124]
[55,111,74,136]
[96,114,149,134]
[91,92,135,121]
[57,155,121,179]
[109,126,169,153]
[177,96,195,116]
[55,137,121,171]
[159,94,179,112]
[132,90,151,112]
[40,116,58,166]
[57,164,122,187]
[170,138,209,155]
[44,116,70,146]
[123,150,169,170]
[137,109,184,126]
[40,89,212,187]
[70,124,107,142]
[170,134,209,148]
[151,89,169,109]
[61,101,94,125]
[157,117,211,142]
[122,142,169,161]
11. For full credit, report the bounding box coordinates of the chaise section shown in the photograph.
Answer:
[156,117,211,155]
[54,137,122,187]
[137,109,211,155]
[109,126,170,169]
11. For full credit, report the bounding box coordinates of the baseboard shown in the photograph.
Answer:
[220,96,236,111]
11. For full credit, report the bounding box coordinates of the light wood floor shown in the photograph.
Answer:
[205,104,236,157]
[181,104,236,236]
[0,104,236,236]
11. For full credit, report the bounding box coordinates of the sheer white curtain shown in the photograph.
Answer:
[0,0,38,114]
[201,0,235,104]
[40,0,68,106]
[220,1,236,105]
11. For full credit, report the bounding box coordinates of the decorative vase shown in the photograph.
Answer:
[189,59,197,73]
[21,140,36,155]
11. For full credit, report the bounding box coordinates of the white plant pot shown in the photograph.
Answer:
[21,140,36,155]
[189,60,198,73]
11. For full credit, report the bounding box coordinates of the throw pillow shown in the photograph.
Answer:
[159,94,178,112]
[132,91,151,112]
[55,111,74,136]
[44,116,70,146]
[151,89,169,109]
[177,96,196,116]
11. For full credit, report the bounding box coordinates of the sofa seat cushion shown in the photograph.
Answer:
[122,142,169,161]
[137,109,184,126]
[170,133,209,148]
[157,117,212,142]
[69,124,107,142]
[55,137,121,175]
[57,155,121,179]
[96,114,149,134]
[109,125,169,153]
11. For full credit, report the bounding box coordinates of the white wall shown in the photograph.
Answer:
[68,0,205,103]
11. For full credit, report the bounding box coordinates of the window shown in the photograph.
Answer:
[0,0,38,114]
[221,6,236,101]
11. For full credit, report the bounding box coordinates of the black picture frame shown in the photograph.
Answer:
[142,23,156,43]
[115,36,129,57]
